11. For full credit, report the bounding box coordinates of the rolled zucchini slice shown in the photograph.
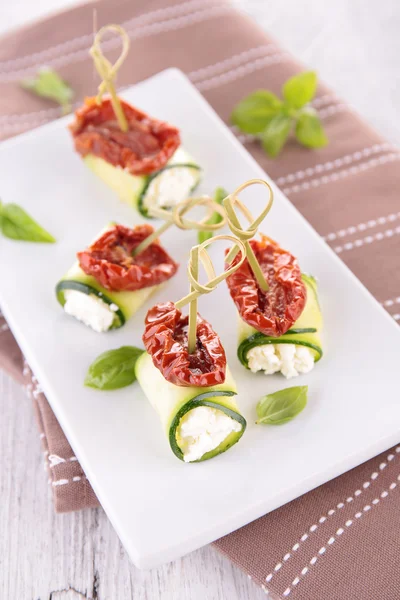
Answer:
[135,352,246,462]
[83,147,202,217]
[56,262,160,332]
[238,274,323,379]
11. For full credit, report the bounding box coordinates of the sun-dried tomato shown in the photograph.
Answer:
[70,97,180,175]
[226,235,306,337]
[78,224,178,292]
[143,302,227,387]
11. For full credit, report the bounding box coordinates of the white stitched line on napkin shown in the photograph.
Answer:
[323,210,400,242]
[264,448,397,585]
[0,0,224,75]
[195,52,291,91]
[276,144,394,187]
[311,94,338,108]
[22,360,30,377]
[382,297,400,308]
[0,100,83,127]
[282,152,400,195]
[0,107,63,124]
[0,118,54,135]
[0,3,232,82]
[0,99,344,137]
[52,476,86,487]
[48,454,78,467]
[188,44,277,81]
[334,225,400,254]
[0,75,343,136]
[280,477,400,597]
[317,103,349,119]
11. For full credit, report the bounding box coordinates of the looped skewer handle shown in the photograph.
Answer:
[148,195,225,231]
[175,235,247,353]
[89,24,130,132]
[132,195,226,257]
[175,235,246,309]
[224,178,274,292]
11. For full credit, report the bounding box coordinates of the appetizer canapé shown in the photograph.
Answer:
[70,98,201,216]
[136,302,246,462]
[56,224,177,332]
[136,236,247,462]
[70,24,201,216]
[226,235,323,379]
[221,179,323,379]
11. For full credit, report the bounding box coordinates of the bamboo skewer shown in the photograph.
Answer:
[175,235,247,353]
[89,24,130,132]
[132,195,226,257]
[224,178,274,291]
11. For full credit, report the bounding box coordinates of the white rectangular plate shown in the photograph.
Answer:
[1,69,399,569]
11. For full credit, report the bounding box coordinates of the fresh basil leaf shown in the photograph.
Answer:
[256,386,308,425]
[21,67,74,115]
[282,71,317,109]
[198,186,228,244]
[295,108,328,148]
[231,90,282,134]
[0,203,56,243]
[85,346,144,391]
[260,114,292,158]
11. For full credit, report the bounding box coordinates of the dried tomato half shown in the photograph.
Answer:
[70,97,180,175]
[143,302,227,387]
[226,235,306,337]
[78,224,178,292]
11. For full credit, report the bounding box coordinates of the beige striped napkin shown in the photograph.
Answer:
[1,1,399,598]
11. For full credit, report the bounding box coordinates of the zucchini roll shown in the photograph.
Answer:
[70,98,201,217]
[136,302,246,462]
[56,224,177,332]
[226,235,323,379]
[237,275,323,379]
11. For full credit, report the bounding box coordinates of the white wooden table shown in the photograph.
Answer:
[1,1,399,598]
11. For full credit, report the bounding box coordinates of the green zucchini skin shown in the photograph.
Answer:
[238,333,323,368]
[56,262,161,331]
[56,279,125,329]
[135,352,246,462]
[237,274,323,369]
[169,394,246,462]
[83,147,202,218]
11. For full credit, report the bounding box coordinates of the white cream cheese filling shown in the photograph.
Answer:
[247,343,315,379]
[177,406,242,463]
[63,290,117,332]
[144,165,198,209]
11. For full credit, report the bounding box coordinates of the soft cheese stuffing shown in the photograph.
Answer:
[247,344,314,379]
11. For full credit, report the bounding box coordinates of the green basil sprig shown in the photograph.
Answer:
[256,386,308,425]
[85,346,144,391]
[198,186,228,244]
[0,201,56,243]
[231,71,327,158]
[21,67,74,115]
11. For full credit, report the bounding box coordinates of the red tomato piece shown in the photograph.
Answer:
[226,235,306,337]
[70,97,180,175]
[143,302,227,387]
[78,224,178,292]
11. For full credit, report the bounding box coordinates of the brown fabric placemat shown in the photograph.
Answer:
[1,1,400,598]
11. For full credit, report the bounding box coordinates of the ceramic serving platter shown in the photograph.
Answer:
[1,69,399,568]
